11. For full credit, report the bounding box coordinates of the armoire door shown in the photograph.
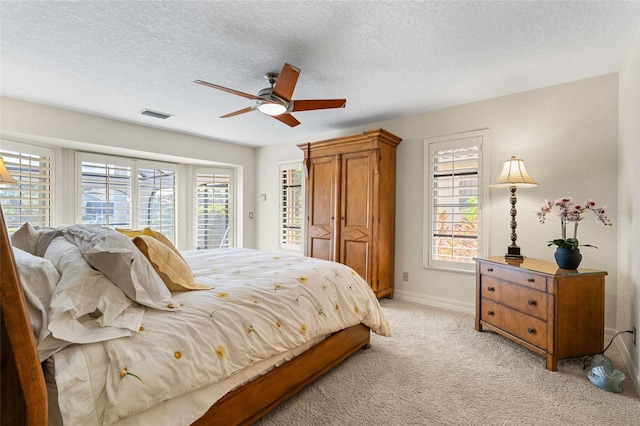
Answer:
[339,150,375,284]
[305,155,339,261]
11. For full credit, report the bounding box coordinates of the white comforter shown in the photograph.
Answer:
[52,248,390,425]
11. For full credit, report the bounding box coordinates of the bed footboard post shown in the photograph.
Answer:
[1,208,48,425]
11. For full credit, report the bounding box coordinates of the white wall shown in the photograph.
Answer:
[617,28,640,393]
[0,97,258,249]
[257,74,620,324]
[254,141,303,253]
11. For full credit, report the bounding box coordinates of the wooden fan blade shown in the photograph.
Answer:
[194,80,260,100]
[272,113,300,127]
[291,99,346,112]
[272,63,300,102]
[220,106,255,118]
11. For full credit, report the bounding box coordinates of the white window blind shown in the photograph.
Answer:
[0,144,54,232]
[79,153,178,241]
[424,130,486,272]
[279,161,303,251]
[195,168,234,249]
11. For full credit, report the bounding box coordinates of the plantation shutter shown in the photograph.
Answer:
[137,166,177,242]
[195,168,234,249]
[425,131,486,272]
[79,155,133,228]
[279,162,303,251]
[0,143,54,232]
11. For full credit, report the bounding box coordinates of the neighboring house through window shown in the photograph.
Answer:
[279,160,303,252]
[424,129,488,272]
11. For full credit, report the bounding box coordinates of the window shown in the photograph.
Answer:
[279,161,304,251]
[0,142,55,232]
[80,158,132,228]
[137,167,176,239]
[78,153,177,241]
[424,130,487,272]
[195,168,234,249]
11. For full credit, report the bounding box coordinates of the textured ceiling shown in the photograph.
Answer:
[1,1,638,147]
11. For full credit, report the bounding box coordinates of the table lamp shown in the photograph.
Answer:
[0,157,18,222]
[0,157,18,185]
[490,156,538,260]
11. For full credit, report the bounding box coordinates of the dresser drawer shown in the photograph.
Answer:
[481,277,548,321]
[480,299,548,350]
[480,263,547,292]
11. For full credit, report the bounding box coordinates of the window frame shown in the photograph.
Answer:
[0,140,56,232]
[76,152,179,241]
[278,160,304,252]
[423,129,489,273]
[0,139,242,250]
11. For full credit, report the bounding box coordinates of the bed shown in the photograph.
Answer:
[0,209,390,425]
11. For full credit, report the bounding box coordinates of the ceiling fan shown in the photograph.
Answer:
[195,63,346,127]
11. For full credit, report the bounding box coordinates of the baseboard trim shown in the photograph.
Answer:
[393,290,475,315]
[615,337,640,397]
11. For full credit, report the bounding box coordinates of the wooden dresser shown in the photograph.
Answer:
[298,129,402,299]
[475,256,606,371]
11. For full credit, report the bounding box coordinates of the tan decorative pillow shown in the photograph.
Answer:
[116,227,188,266]
[141,228,189,265]
[132,235,209,292]
[115,228,146,238]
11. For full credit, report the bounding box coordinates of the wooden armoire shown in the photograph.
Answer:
[298,129,402,298]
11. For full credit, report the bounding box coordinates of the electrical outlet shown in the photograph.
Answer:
[633,326,637,346]
[402,272,409,281]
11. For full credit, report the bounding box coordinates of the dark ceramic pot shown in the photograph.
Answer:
[554,247,582,269]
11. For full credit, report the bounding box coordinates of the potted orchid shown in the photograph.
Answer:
[536,197,612,269]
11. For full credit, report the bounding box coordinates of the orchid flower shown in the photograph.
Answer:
[536,197,612,250]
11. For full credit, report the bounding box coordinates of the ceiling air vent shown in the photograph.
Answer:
[139,109,173,119]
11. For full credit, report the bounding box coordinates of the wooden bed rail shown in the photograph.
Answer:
[1,208,48,425]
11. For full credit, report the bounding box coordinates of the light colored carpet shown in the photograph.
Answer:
[255,299,640,425]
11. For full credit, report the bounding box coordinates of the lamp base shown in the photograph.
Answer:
[505,246,524,260]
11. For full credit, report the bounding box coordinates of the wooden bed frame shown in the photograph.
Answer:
[0,208,371,425]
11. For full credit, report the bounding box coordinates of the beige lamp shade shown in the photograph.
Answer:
[490,156,538,188]
[0,157,18,184]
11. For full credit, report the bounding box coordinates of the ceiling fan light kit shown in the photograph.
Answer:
[257,103,287,116]
[195,63,346,127]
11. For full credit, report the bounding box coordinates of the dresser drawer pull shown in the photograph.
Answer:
[487,268,494,272]
[527,278,535,282]
[527,328,535,334]
[487,286,495,292]
[487,310,494,316]
[527,299,536,306]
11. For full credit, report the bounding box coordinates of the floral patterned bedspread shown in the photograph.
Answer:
[53,248,390,425]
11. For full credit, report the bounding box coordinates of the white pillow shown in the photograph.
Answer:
[62,225,179,311]
[12,246,59,346]
[43,236,144,352]
[11,222,43,255]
